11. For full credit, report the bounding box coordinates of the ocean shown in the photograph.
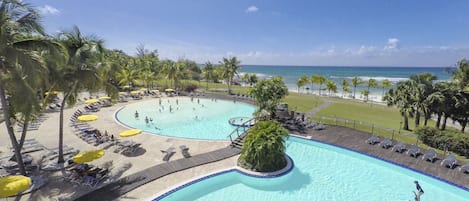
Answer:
[238,65,454,102]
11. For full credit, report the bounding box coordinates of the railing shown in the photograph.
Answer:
[227,118,257,143]
[309,115,420,145]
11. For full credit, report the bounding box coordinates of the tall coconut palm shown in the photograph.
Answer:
[325,80,337,96]
[383,81,416,130]
[52,26,104,163]
[351,76,362,99]
[0,0,59,175]
[220,56,241,94]
[365,78,378,101]
[296,74,309,93]
[410,73,437,126]
[311,74,326,95]
[202,61,215,90]
[116,65,139,89]
[341,79,349,97]
[380,79,392,96]
[452,59,469,89]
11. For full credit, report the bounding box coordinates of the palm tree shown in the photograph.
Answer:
[116,66,139,89]
[325,80,337,96]
[380,79,392,97]
[296,74,309,93]
[351,76,362,99]
[248,73,258,86]
[341,79,349,97]
[311,75,326,95]
[53,26,104,163]
[202,61,215,90]
[0,0,58,175]
[220,57,241,94]
[365,78,378,101]
[383,81,415,130]
[410,73,437,126]
[452,59,469,89]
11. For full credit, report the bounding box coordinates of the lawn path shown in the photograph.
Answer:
[305,99,331,116]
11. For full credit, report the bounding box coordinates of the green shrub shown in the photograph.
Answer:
[239,120,289,172]
[415,127,469,157]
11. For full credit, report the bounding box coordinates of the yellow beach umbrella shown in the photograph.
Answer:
[130,90,140,95]
[139,87,148,91]
[72,149,105,164]
[77,114,98,122]
[0,176,31,197]
[122,85,131,89]
[165,88,174,92]
[118,92,127,95]
[44,91,59,95]
[151,89,160,93]
[85,99,99,104]
[119,129,142,137]
[99,96,111,100]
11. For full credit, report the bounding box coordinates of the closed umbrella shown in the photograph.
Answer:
[119,129,142,137]
[77,114,98,122]
[165,88,174,92]
[0,176,32,197]
[85,99,99,104]
[99,96,111,100]
[72,149,105,164]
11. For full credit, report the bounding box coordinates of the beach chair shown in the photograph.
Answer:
[459,162,469,173]
[392,142,406,153]
[379,138,393,149]
[441,154,458,169]
[314,123,326,130]
[366,135,380,145]
[161,147,176,162]
[180,145,191,158]
[407,145,421,158]
[422,149,437,163]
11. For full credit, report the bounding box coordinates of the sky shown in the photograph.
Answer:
[33,0,469,67]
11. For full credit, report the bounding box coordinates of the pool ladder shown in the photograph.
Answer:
[227,118,256,148]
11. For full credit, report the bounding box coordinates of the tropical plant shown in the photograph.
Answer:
[52,26,104,163]
[383,80,416,130]
[410,73,437,126]
[248,73,258,86]
[296,74,309,93]
[248,77,288,115]
[311,74,326,95]
[220,56,241,94]
[202,61,215,90]
[325,80,337,96]
[380,79,392,96]
[341,79,349,97]
[365,78,378,101]
[239,120,289,172]
[0,0,60,175]
[351,76,362,99]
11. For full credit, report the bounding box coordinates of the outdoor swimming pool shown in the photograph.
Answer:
[154,137,469,201]
[115,97,256,140]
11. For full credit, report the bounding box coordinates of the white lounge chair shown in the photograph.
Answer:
[161,147,176,162]
[422,149,437,163]
[441,154,457,169]
[180,145,191,158]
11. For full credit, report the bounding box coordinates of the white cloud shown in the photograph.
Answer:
[38,5,60,15]
[384,38,400,50]
[245,6,259,13]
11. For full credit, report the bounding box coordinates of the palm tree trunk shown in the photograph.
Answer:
[423,112,429,126]
[415,111,420,127]
[353,86,356,99]
[441,115,448,130]
[436,114,442,128]
[206,79,209,90]
[0,79,26,175]
[318,84,321,95]
[18,115,31,149]
[403,115,410,130]
[461,122,466,132]
[58,83,76,163]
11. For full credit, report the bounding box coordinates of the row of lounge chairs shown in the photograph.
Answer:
[63,163,109,188]
[366,134,469,173]
[16,113,49,132]
[160,146,191,162]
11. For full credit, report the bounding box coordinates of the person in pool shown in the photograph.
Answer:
[135,111,139,119]
[413,181,424,201]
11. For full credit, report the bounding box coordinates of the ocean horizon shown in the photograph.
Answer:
[238,65,454,102]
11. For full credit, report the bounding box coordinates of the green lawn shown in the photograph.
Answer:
[283,93,323,112]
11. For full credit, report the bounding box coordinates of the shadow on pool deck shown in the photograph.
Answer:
[290,125,469,190]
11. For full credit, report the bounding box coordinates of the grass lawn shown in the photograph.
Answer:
[283,93,323,113]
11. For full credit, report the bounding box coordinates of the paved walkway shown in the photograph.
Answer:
[75,146,241,201]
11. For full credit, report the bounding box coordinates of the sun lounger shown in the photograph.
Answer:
[407,145,421,158]
[441,154,457,169]
[366,135,380,145]
[392,142,406,153]
[161,147,176,162]
[180,145,191,158]
[379,138,393,149]
[459,162,469,173]
[314,123,326,130]
[422,149,437,163]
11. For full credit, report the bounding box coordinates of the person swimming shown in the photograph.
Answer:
[135,111,139,119]
[145,116,149,124]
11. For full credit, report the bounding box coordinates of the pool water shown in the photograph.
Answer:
[115,97,256,140]
[155,137,469,201]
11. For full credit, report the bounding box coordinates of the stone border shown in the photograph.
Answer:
[235,155,294,178]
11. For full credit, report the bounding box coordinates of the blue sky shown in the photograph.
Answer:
[34,0,469,67]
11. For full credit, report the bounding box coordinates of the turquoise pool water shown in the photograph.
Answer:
[155,137,469,201]
[115,97,256,140]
